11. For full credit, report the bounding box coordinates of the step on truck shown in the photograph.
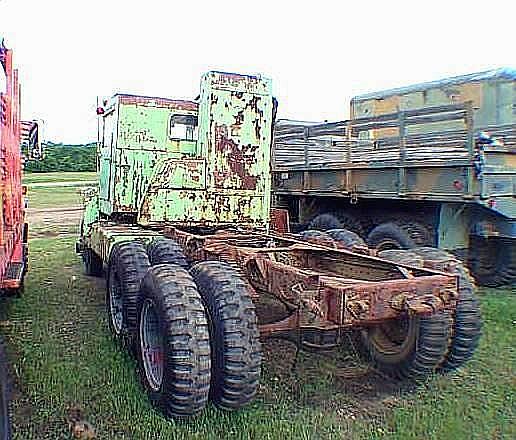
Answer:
[273,69,515,287]
[0,38,44,439]
[77,71,482,419]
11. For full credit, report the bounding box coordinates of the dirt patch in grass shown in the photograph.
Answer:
[26,207,81,238]
[260,337,415,424]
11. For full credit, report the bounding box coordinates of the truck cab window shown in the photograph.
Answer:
[169,114,198,141]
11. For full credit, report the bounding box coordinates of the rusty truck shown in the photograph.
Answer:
[77,71,481,420]
[0,38,43,440]
[273,69,516,287]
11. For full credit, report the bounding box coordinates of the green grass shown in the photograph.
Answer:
[24,171,95,208]
[23,171,97,185]
[27,186,81,209]
[2,238,515,439]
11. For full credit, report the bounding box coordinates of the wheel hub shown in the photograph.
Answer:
[140,299,164,392]
[368,317,414,355]
[108,272,124,335]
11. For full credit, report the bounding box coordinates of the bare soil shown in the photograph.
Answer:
[26,207,81,238]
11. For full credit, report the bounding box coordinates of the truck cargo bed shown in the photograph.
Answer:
[273,104,516,207]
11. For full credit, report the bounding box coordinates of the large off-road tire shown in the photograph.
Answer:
[82,247,103,277]
[190,261,261,410]
[367,221,431,251]
[411,247,482,372]
[361,248,452,380]
[336,212,367,237]
[362,311,452,380]
[308,213,342,231]
[297,230,337,247]
[308,212,366,236]
[137,264,211,419]
[326,228,366,249]
[0,339,11,440]
[147,238,188,268]
[106,241,150,340]
[412,247,475,288]
[469,236,516,287]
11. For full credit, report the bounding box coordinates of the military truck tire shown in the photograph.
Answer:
[326,228,366,249]
[367,221,431,251]
[412,247,476,288]
[107,261,125,339]
[147,238,188,268]
[137,264,211,418]
[308,213,342,231]
[297,230,337,247]
[411,247,482,372]
[360,249,452,380]
[362,310,452,380]
[190,261,261,410]
[336,212,367,236]
[469,237,516,287]
[83,247,103,277]
[440,286,482,372]
[107,241,150,341]
[0,339,11,440]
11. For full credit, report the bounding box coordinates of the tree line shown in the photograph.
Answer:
[25,142,97,173]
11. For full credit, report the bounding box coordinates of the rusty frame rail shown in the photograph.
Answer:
[165,227,458,338]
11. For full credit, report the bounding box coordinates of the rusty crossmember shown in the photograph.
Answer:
[165,227,458,337]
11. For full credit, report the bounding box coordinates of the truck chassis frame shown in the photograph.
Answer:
[84,222,459,345]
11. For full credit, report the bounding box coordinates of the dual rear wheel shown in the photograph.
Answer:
[105,239,261,418]
[361,248,482,378]
[298,225,482,380]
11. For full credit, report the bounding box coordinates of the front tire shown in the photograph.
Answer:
[137,264,211,419]
[190,261,261,410]
[297,230,337,247]
[83,247,103,277]
[308,213,342,231]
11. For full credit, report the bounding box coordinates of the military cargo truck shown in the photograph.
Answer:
[273,69,516,287]
[77,71,481,420]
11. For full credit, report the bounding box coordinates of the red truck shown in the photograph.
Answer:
[0,37,43,440]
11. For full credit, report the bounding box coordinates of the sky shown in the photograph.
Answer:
[0,0,514,143]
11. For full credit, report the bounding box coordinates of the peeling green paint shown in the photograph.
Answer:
[93,72,273,230]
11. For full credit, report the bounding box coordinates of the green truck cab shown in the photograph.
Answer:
[83,72,273,243]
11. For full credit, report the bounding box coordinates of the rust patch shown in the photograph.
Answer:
[214,124,259,190]
[118,94,198,111]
